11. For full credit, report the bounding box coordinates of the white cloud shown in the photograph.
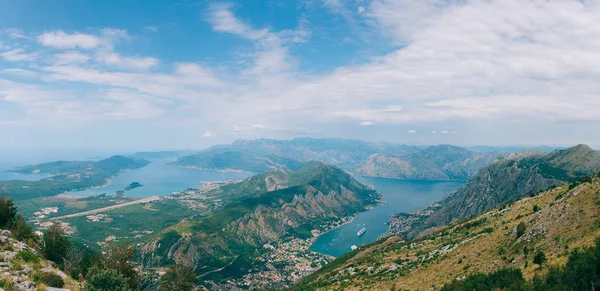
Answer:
[4,28,27,39]
[0,49,38,62]
[252,124,266,130]
[206,3,268,40]
[5,1,600,147]
[357,6,366,14]
[53,51,90,65]
[3,69,39,78]
[38,30,101,49]
[432,131,437,134]
[95,50,159,71]
[202,131,216,137]
[408,129,417,134]
[144,26,159,33]
[441,130,449,134]
[206,3,308,76]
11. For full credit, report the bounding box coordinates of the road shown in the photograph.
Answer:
[199,256,239,277]
[49,196,161,220]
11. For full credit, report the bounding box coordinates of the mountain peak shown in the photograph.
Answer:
[544,144,600,172]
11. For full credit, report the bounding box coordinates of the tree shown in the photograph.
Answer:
[158,265,197,291]
[533,205,540,212]
[85,266,130,291]
[516,222,527,239]
[533,250,547,266]
[103,244,140,291]
[13,214,36,244]
[0,197,17,229]
[43,224,72,266]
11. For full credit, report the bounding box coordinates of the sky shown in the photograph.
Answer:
[1,0,600,151]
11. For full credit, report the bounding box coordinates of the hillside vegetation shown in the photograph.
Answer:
[0,156,150,201]
[293,176,600,290]
[170,150,304,173]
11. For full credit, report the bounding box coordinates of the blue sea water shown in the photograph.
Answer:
[67,158,252,198]
[310,177,463,257]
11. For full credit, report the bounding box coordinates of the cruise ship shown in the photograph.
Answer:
[357,227,366,236]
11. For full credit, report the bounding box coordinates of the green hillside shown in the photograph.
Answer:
[292,175,600,290]
[0,155,150,200]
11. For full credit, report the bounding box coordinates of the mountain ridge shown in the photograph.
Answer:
[386,144,600,239]
[291,175,600,290]
[144,161,381,289]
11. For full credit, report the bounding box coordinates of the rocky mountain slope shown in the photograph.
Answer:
[292,176,600,290]
[0,230,78,291]
[355,145,503,180]
[144,162,380,289]
[387,144,600,239]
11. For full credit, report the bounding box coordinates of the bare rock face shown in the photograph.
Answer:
[14,281,35,291]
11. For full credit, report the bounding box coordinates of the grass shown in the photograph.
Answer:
[295,179,600,290]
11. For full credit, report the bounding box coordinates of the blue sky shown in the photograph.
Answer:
[1,0,600,151]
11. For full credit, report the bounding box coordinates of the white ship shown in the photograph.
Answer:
[351,245,358,251]
[357,227,366,236]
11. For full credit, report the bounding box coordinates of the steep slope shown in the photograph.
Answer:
[0,230,79,290]
[144,162,380,289]
[1,156,150,201]
[389,144,600,239]
[170,150,304,173]
[355,145,503,180]
[293,176,600,290]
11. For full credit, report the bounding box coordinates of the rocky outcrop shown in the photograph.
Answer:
[0,230,72,291]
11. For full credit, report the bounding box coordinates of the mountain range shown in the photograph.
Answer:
[355,145,504,180]
[170,138,505,180]
[144,161,380,288]
[386,144,600,239]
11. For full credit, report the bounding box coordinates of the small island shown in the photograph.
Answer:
[124,181,143,191]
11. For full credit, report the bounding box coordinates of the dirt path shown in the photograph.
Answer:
[49,196,161,220]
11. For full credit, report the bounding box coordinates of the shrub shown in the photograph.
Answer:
[533,205,540,212]
[37,272,65,288]
[158,265,197,291]
[17,251,40,263]
[516,222,527,238]
[0,197,17,229]
[42,224,71,266]
[441,268,526,291]
[533,250,547,265]
[84,266,130,291]
[13,214,37,244]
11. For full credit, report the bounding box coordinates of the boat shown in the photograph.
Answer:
[351,245,358,251]
[357,227,366,236]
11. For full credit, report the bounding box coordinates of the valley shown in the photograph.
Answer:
[1,139,597,290]
[294,175,600,290]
